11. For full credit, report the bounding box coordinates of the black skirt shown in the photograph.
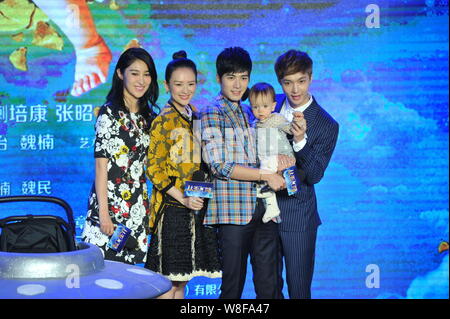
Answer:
[145,196,221,281]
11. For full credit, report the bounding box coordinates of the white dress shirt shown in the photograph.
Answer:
[279,95,313,152]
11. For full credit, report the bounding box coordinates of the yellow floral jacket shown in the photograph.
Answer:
[147,103,201,230]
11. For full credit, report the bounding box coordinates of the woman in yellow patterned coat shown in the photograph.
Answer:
[145,51,221,299]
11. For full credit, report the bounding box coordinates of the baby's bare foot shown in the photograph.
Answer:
[71,38,111,96]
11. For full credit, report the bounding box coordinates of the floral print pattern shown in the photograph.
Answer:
[82,104,151,264]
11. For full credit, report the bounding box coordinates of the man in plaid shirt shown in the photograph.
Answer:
[201,47,287,299]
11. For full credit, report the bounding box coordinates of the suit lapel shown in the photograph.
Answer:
[303,98,319,129]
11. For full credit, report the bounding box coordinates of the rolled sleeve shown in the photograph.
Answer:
[210,162,236,180]
[201,106,235,180]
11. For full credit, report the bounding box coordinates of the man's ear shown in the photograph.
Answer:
[216,74,221,84]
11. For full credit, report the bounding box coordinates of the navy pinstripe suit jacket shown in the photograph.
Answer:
[272,94,339,232]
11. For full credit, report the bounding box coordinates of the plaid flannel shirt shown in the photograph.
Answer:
[201,94,259,225]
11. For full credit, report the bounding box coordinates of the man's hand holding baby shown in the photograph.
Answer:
[292,111,307,143]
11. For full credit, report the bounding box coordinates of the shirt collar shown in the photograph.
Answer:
[182,105,192,120]
[217,92,240,111]
[284,94,313,113]
[167,100,192,121]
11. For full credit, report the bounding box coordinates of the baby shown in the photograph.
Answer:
[249,82,296,223]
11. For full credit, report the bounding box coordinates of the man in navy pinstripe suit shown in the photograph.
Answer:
[274,50,339,299]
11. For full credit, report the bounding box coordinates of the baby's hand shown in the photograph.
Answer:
[277,154,296,172]
[291,112,307,142]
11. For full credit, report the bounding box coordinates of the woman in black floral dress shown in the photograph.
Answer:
[82,48,159,264]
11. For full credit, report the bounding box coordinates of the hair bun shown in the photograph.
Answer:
[172,50,187,59]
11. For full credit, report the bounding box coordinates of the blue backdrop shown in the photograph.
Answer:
[0,0,448,299]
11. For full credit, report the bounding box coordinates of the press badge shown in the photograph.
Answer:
[107,224,132,252]
[184,181,214,199]
[283,166,301,196]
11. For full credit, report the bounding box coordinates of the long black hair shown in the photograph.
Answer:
[106,47,159,128]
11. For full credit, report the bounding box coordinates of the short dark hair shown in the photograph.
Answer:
[274,49,313,81]
[249,82,276,103]
[216,47,252,78]
[106,47,159,128]
[165,50,198,83]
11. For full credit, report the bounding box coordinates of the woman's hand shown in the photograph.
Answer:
[183,196,204,211]
[99,212,115,236]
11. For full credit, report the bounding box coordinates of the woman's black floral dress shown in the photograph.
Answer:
[82,104,151,264]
